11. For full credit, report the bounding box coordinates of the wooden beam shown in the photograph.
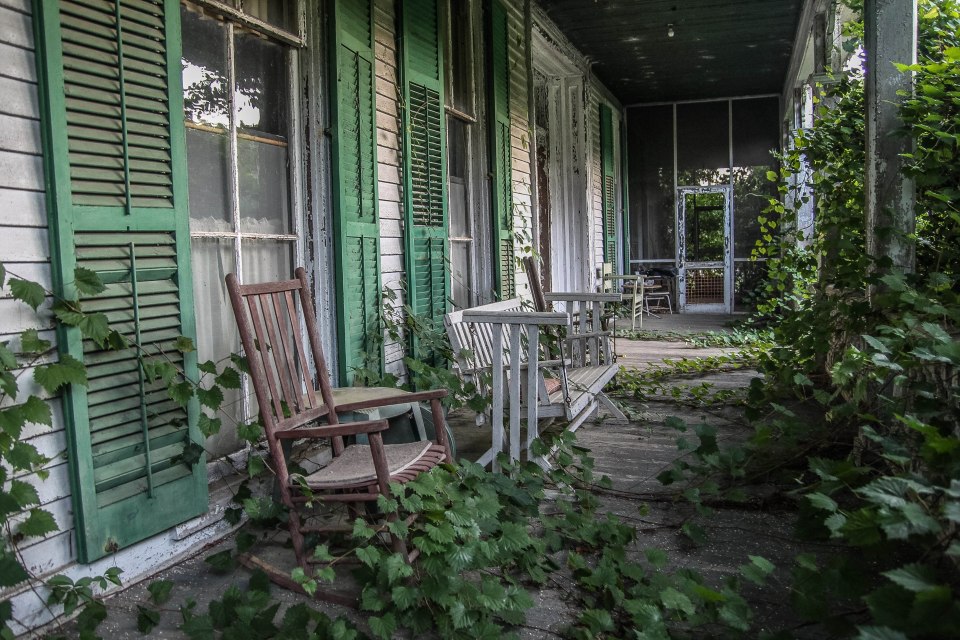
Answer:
[864,0,917,277]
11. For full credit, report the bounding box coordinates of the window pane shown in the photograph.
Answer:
[450,240,470,309]
[238,138,291,233]
[235,31,288,136]
[447,0,473,114]
[186,128,231,228]
[677,101,729,186]
[448,118,469,238]
[241,239,294,284]
[628,105,674,260]
[181,7,229,128]
[240,0,295,32]
[190,238,243,456]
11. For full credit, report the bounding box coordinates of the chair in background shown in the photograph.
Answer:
[226,267,452,603]
[600,264,645,330]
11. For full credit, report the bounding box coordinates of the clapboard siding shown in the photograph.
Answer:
[0,1,76,613]
[374,0,406,375]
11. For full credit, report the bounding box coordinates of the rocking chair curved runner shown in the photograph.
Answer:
[225,268,452,600]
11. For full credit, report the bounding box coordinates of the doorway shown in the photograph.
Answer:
[677,186,732,312]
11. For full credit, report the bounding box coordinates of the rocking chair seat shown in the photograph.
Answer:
[300,441,447,489]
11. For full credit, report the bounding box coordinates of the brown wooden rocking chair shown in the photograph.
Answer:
[225,267,452,604]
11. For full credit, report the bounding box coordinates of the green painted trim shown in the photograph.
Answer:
[399,0,449,360]
[328,0,383,383]
[600,103,616,263]
[34,0,206,562]
[486,0,512,299]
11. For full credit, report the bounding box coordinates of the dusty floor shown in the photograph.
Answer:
[57,313,824,639]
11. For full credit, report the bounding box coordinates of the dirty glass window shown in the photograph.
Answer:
[445,0,477,308]
[181,2,300,456]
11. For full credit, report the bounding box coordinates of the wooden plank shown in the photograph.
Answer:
[0,75,38,119]
[0,3,33,51]
[0,149,43,190]
[0,114,40,154]
[0,226,49,265]
[0,41,35,84]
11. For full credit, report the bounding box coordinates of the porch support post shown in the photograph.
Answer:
[863,0,917,277]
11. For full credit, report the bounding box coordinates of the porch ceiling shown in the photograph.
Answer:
[537,0,805,105]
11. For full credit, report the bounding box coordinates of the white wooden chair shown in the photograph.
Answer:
[444,292,624,468]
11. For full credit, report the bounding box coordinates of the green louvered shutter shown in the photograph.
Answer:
[600,104,617,263]
[400,0,447,359]
[330,0,381,383]
[487,0,513,299]
[35,0,206,562]
[619,119,631,273]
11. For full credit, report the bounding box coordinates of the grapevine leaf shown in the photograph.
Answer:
[10,279,45,310]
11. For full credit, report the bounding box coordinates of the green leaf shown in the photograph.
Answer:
[204,550,235,573]
[17,508,57,538]
[73,267,106,296]
[21,395,53,426]
[168,381,194,407]
[197,360,218,375]
[660,587,695,616]
[34,354,88,394]
[384,553,413,584]
[215,367,242,390]
[136,605,161,633]
[174,336,196,353]
[148,579,174,605]
[355,546,381,568]
[352,518,376,541]
[237,421,262,443]
[7,441,48,471]
[247,455,266,478]
[741,555,775,585]
[882,563,937,593]
[856,626,908,640]
[806,492,838,512]
[197,414,222,438]
[580,609,615,632]
[368,613,396,640]
[196,386,224,412]
[178,442,205,468]
[19,329,51,355]
[0,551,29,587]
[10,278,45,310]
[9,479,40,508]
[645,548,668,568]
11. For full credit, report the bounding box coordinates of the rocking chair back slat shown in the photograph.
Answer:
[225,268,452,603]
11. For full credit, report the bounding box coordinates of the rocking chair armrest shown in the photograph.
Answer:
[334,388,448,413]
[274,418,390,440]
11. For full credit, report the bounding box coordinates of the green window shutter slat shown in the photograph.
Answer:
[330,0,382,383]
[401,0,448,362]
[619,120,631,273]
[487,0,513,299]
[35,0,205,563]
[600,104,617,263]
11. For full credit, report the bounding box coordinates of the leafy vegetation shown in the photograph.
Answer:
[734,2,960,637]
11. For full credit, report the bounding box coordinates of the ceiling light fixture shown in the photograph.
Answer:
[667,24,675,38]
